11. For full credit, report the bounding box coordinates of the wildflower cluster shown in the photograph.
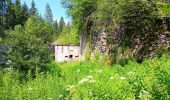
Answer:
[78,75,96,84]
[66,85,75,91]
[139,90,152,99]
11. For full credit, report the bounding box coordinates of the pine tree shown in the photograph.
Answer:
[14,0,22,25]
[44,3,53,24]
[53,20,58,32]
[66,21,71,29]
[59,17,65,32]
[30,0,37,16]
[21,2,28,25]
[4,0,15,29]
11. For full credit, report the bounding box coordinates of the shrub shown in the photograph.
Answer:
[5,25,51,76]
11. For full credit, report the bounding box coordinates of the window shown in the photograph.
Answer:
[69,55,73,58]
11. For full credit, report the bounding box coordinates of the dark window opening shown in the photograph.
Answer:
[69,55,73,58]
[75,56,79,58]
[65,56,68,58]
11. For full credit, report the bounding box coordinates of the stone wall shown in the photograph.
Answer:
[91,29,109,54]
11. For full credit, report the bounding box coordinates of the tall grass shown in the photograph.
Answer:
[1,55,170,99]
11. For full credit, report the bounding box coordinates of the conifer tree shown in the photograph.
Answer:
[44,3,53,24]
[59,17,65,32]
[14,0,22,25]
[21,2,28,25]
[30,0,37,16]
[66,21,71,29]
[53,20,58,32]
[5,0,15,29]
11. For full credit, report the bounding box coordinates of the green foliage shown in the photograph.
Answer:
[14,0,22,25]
[52,20,58,33]
[57,55,170,99]
[1,55,170,99]
[62,0,97,31]
[44,3,53,24]
[53,34,79,45]
[21,2,29,25]
[47,61,62,77]
[0,0,29,32]
[25,16,54,43]
[53,25,79,45]
[157,2,170,17]
[30,0,38,16]
[63,0,170,62]
[59,17,65,32]
[5,25,51,75]
[0,66,63,100]
[4,1,16,29]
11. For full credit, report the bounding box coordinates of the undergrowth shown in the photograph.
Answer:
[1,55,170,99]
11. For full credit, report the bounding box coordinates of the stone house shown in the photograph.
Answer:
[54,45,82,62]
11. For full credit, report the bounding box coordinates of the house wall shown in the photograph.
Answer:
[55,45,82,62]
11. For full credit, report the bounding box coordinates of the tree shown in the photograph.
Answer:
[61,21,71,35]
[59,17,65,32]
[66,21,71,29]
[5,0,15,29]
[44,3,53,24]
[5,25,51,75]
[21,2,29,25]
[63,0,167,63]
[25,16,54,43]
[30,0,37,16]
[53,20,58,32]
[0,0,15,37]
[62,0,97,32]
[14,0,22,25]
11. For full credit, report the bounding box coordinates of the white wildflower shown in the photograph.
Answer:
[134,82,137,85]
[139,90,151,99]
[66,85,75,91]
[6,60,12,65]
[98,70,103,73]
[141,90,150,94]
[78,78,89,84]
[78,75,95,84]
[110,77,114,80]
[89,80,96,83]
[59,95,62,98]
[86,76,93,79]
[128,71,135,76]
[120,77,126,80]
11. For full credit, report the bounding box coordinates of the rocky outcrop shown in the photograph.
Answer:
[91,29,109,54]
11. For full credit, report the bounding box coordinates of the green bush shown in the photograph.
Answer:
[5,25,51,76]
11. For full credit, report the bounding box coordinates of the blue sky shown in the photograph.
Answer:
[21,0,70,22]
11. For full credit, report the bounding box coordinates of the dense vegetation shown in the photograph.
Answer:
[62,0,170,62]
[0,0,76,71]
[1,0,170,99]
[1,55,170,99]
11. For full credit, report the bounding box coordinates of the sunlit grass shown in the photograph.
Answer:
[1,55,170,99]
